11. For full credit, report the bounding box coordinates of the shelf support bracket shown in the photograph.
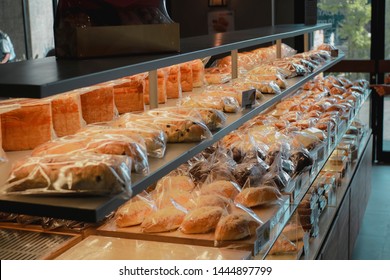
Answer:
[276,39,282,59]
[231,49,238,79]
[149,69,158,109]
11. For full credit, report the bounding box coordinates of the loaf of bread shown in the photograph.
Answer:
[78,123,166,159]
[141,206,186,233]
[119,113,212,143]
[180,206,226,234]
[191,59,205,88]
[111,75,145,113]
[4,154,132,195]
[143,70,167,104]
[200,180,241,199]
[178,95,241,113]
[0,98,54,151]
[31,133,148,174]
[163,65,182,99]
[179,62,193,92]
[45,92,86,137]
[214,212,260,241]
[234,186,282,208]
[115,199,154,227]
[78,85,117,124]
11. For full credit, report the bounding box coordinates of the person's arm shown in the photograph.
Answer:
[1,52,10,64]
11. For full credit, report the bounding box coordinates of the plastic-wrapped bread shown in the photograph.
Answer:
[31,133,148,174]
[200,180,241,199]
[115,197,155,228]
[234,186,282,208]
[116,113,212,143]
[180,206,226,234]
[0,98,55,151]
[45,91,86,137]
[193,195,232,212]
[155,175,195,193]
[0,103,21,161]
[3,154,132,196]
[143,70,167,104]
[246,73,287,89]
[214,212,261,241]
[78,84,117,124]
[145,107,227,131]
[204,66,231,85]
[180,62,193,92]
[140,206,186,233]
[163,65,182,99]
[191,59,205,88]
[78,123,167,158]
[269,234,298,255]
[110,75,145,113]
[178,95,241,113]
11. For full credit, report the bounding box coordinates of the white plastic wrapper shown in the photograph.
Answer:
[3,154,132,196]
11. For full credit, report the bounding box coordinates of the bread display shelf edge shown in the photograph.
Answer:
[0,53,344,223]
[0,24,331,98]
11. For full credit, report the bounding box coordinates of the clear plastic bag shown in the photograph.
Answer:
[234,185,283,208]
[179,206,228,234]
[32,133,149,175]
[178,95,241,113]
[204,66,232,85]
[3,153,132,196]
[116,112,212,143]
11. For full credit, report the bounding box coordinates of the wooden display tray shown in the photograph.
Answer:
[97,196,290,255]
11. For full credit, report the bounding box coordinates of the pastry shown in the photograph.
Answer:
[214,212,260,241]
[155,175,195,193]
[115,199,154,227]
[234,186,282,207]
[180,206,226,234]
[140,207,186,233]
[200,180,241,199]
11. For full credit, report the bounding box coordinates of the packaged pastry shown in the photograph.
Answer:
[180,206,227,234]
[163,65,182,99]
[153,187,194,209]
[155,175,195,193]
[191,59,205,88]
[202,86,243,105]
[241,78,282,94]
[115,195,156,227]
[78,84,117,124]
[31,133,149,174]
[143,70,167,104]
[246,73,287,89]
[116,113,212,143]
[178,95,241,113]
[200,180,241,200]
[234,186,282,207]
[214,212,261,241]
[78,123,167,158]
[204,67,231,85]
[192,194,233,212]
[110,75,145,113]
[268,234,298,255]
[180,62,193,92]
[3,153,132,196]
[140,206,187,233]
[216,53,256,72]
[145,107,227,131]
[0,98,55,151]
[45,91,86,137]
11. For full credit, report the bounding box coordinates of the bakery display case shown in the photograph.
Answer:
[0,22,373,260]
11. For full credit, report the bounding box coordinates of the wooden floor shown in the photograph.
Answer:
[351,164,390,260]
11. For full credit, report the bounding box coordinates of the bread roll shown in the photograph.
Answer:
[141,207,186,233]
[180,206,225,234]
[234,186,282,207]
[195,194,232,211]
[200,180,241,199]
[115,199,154,227]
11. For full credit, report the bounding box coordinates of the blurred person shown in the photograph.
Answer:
[0,30,16,64]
